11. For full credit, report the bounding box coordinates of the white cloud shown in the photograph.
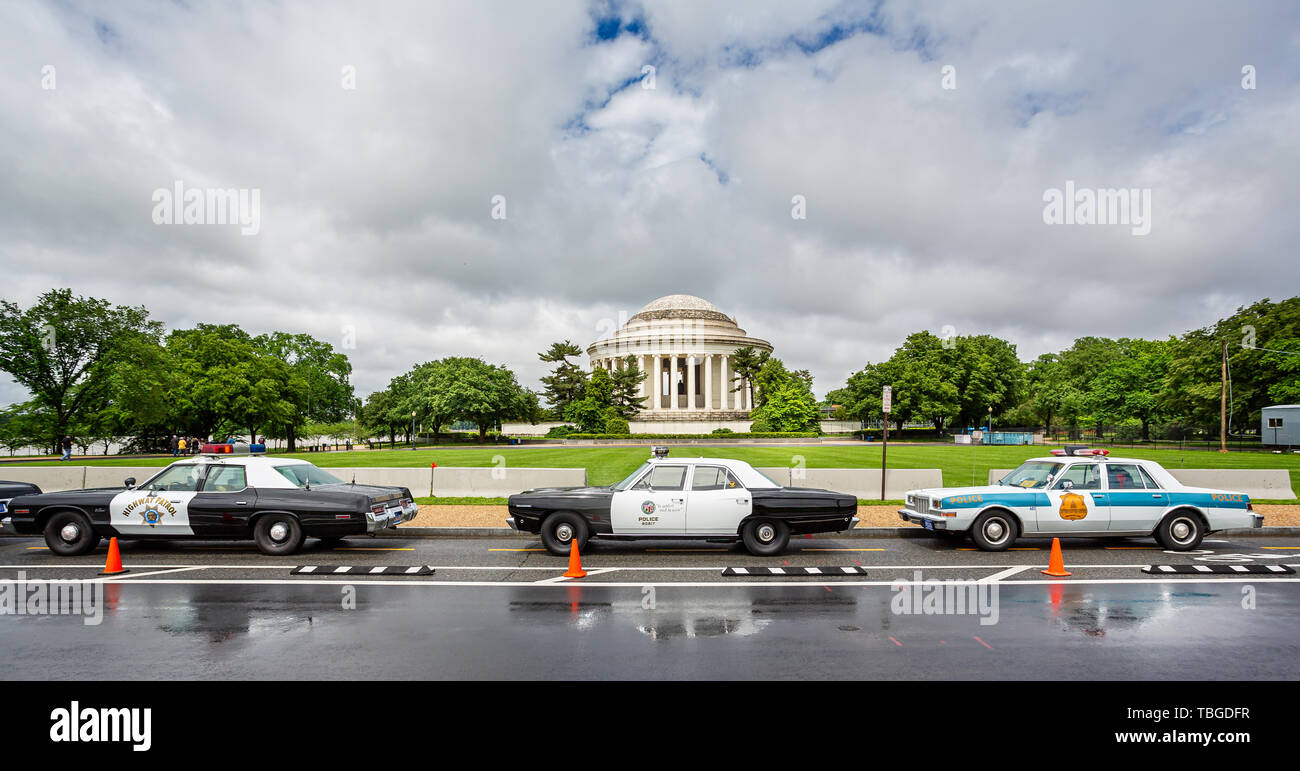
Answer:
[0,0,1297,407]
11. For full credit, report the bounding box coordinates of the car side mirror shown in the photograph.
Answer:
[124,477,136,488]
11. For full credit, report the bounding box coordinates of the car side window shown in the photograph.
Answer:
[635,465,687,491]
[1054,464,1100,490]
[690,466,742,491]
[1106,464,1146,490]
[146,465,203,492]
[203,466,247,492]
[1137,466,1162,490]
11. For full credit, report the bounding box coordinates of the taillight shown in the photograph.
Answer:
[370,504,385,516]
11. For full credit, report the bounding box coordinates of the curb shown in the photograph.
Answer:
[4,526,1298,540]
[373,526,1300,538]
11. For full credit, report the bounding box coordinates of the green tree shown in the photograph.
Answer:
[729,346,769,407]
[0,289,160,452]
[564,367,615,432]
[609,355,648,419]
[430,357,535,442]
[538,341,588,419]
[1084,338,1174,440]
[254,332,354,451]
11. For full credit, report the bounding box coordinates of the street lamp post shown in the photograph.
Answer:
[411,411,416,449]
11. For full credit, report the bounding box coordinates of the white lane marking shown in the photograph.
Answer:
[732,568,749,574]
[332,566,351,574]
[806,567,822,574]
[1159,565,1175,572]
[981,566,1032,582]
[8,577,1300,589]
[0,562,1211,572]
[97,566,207,581]
[370,566,386,574]
[534,568,620,584]
[770,568,785,574]
[299,566,317,573]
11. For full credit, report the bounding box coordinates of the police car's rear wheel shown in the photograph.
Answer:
[1157,511,1205,551]
[541,512,589,556]
[742,518,790,556]
[43,511,99,556]
[971,511,1017,551]
[254,514,305,555]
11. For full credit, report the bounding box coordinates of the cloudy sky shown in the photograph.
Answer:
[1,0,1298,405]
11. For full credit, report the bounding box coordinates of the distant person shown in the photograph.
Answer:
[59,435,73,461]
[170,435,179,457]
[177,436,187,455]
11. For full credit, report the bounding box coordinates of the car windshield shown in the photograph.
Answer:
[612,462,650,491]
[998,461,1063,489]
[274,463,344,488]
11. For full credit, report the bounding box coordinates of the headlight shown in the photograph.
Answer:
[906,494,914,505]
[933,498,943,509]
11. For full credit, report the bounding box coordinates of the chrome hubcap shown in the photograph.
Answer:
[757,524,775,542]
[60,523,80,542]
[555,523,573,543]
[1172,520,1191,541]
[269,522,289,542]
[986,520,1005,541]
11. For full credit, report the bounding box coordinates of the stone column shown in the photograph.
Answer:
[704,354,713,412]
[686,356,697,411]
[669,355,679,411]
[652,354,661,410]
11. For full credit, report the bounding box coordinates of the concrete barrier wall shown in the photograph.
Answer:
[431,467,587,497]
[988,468,1295,499]
[1167,469,1295,499]
[0,466,88,493]
[758,467,942,499]
[84,467,157,489]
[0,465,588,499]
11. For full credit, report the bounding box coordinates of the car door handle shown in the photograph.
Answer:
[1151,493,1163,498]
[235,501,248,505]
[736,498,749,504]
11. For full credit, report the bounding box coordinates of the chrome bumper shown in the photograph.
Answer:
[0,517,16,535]
[366,504,419,533]
[1251,514,1265,528]
[842,516,860,532]
[505,517,519,531]
[899,509,948,530]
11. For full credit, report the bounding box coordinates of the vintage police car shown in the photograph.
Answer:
[0,447,418,556]
[507,448,859,556]
[898,446,1263,551]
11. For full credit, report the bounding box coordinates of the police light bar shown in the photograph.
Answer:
[1049,447,1110,457]
[651,446,670,458]
[200,442,234,454]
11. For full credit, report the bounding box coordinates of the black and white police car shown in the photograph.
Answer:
[0,445,418,556]
[507,448,859,556]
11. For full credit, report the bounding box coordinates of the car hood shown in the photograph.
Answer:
[908,485,1018,500]
[512,485,610,497]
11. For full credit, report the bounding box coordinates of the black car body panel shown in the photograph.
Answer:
[507,486,616,535]
[4,477,417,541]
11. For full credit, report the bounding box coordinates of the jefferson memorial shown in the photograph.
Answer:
[504,294,776,435]
[585,294,772,431]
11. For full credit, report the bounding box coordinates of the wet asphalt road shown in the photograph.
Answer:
[1,532,1298,679]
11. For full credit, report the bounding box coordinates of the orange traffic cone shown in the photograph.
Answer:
[1041,537,1071,577]
[99,537,128,576]
[562,540,587,578]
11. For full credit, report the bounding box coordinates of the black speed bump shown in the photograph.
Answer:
[1142,564,1294,575]
[292,565,435,576]
[722,566,868,577]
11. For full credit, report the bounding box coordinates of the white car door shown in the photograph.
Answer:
[109,463,202,536]
[686,465,751,534]
[610,464,689,535]
[1041,462,1111,533]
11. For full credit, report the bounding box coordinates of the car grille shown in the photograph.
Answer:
[914,497,930,516]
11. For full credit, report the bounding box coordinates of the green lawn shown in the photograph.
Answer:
[8,443,1299,500]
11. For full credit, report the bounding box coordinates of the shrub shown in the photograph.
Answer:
[603,413,630,434]
[544,424,580,438]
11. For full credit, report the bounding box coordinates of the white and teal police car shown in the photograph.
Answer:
[899,446,1263,551]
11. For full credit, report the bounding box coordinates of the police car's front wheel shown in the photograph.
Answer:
[1156,511,1205,551]
[541,512,589,556]
[254,514,305,556]
[742,519,790,556]
[970,511,1018,551]
[43,511,100,556]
